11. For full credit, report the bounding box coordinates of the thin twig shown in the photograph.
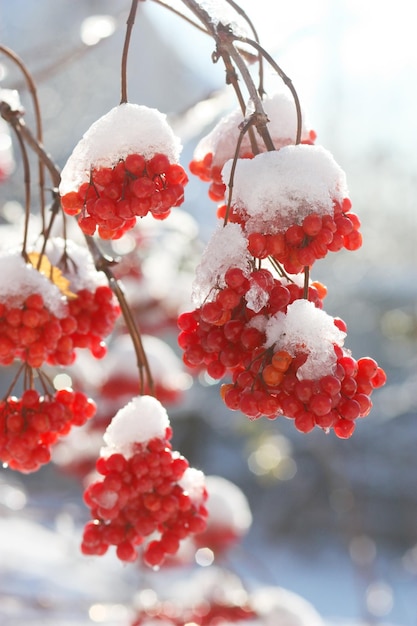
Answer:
[0,45,46,230]
[121,0,140,104]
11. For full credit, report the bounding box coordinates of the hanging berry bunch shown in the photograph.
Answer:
[178,208,385,438]
[0,366,96,473]
[81,395,208,567]
[190,90,316,206]
[221,145,362,274]
[59,103,188,240]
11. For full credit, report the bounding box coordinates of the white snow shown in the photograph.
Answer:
[196,0,250,36]
[204,475,252,535]
[194,90,313,166]
[0,88,23,113]
[222,145,348,234]
[192,222,251,306]
[264,300,346,380]
[179,467,206,504]
[0,118,15,177]
[43,237,107,292]
[59,103,182,195]
[100,395,170,458]
[245,280,270,313]
[0,251,67,317]
[252,586,325,626]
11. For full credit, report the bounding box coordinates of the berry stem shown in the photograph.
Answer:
[303,266,310,299]
[233,34,303,145]
[2,362,26,401]
[84,236,155,396]
[9,119,32,259]
[120,0,140,104]
[223,118,251,226]
[223,0,265,96]
[0,45,47,231]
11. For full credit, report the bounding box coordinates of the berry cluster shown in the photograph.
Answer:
[59,103,187,240]
[81,398,208,567]
[0,286,120,368]
[180,216,386,437]
[0,387,96,473]
[0,248,121,368]
[241,197,362,275]
[65,285,120,360]
[221,346,386,438]
[178,265,325,381]
[220,146,362,274]
[189,91,316,205]
[61,153,188,239]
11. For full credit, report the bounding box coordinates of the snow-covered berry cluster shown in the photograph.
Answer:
[0,387,96,473]
[221,145,362,274]
[81,396,208,567]
[178,221,386,438]
[190,91,316,205]
[0,243,120,369]
[60,104,188,239]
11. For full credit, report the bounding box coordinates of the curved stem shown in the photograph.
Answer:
[234,34,303,145]
[10,122,31,258]
[0,101,61,188]
[0,45,47,230]
[120,0,140,104]
[2,363,26,400]
[223,0,265,95]
[84,237,155,396]
[223,113,258,226]
[219,32,275,151]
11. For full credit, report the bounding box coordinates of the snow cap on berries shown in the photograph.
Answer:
[101,395,170,458]
[192,222,251,306]
[194,90,313,167]
[179,467,207,504]
[222,145,348,233]
[43,237,107,292]
[0,251,67,317]
[204,475,252,535]
[60,103,182,195]
[264,300,346,380]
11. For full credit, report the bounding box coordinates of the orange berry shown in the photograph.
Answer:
[262,364,284,387]
[271,350,292,373]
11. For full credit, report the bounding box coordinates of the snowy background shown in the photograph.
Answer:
[0,0,417,624]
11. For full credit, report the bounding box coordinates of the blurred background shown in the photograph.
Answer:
[0,1,416,624]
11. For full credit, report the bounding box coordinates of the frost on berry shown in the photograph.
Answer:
[59,103,188,239]
[81,396,208,566]
[190,90,316,203]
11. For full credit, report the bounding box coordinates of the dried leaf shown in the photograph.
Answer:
[28,253,77,299]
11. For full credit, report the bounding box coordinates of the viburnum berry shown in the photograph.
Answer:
[59,104,188,239]
[81,396,208,567]
[0,386,96,473]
